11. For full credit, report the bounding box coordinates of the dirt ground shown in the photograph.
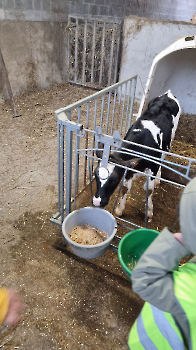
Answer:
[1,83,144,350]
[1,82,196,349]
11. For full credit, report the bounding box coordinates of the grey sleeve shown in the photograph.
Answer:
[131,227,190,314]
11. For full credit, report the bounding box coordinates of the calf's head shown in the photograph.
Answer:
[93,153,140,208]
[93,163,122,207]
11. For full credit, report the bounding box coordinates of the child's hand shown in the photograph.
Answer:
[173,232,185,247]
[4,290,25,326]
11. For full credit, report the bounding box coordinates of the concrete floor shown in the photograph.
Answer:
[0,83,143,350]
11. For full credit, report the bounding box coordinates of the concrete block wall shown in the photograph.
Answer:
[0,0,195,23]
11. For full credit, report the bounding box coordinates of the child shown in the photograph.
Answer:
[129,176,196,350]
[0,288,24,326]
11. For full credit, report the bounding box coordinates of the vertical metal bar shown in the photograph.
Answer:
[88,156,93,205]
[145,175,149,229]
[60,124,65,223]
[84,102,90,187]
[111,89,117,135]
[91,21,96,86]
[92,98,98,172]
[94,98,98,127]
[76,107,81,194]
[100,94,105,128]
[128,77,137,129]
[108,28,115,86]
[73,129,80,210]
[99,22,105,87]
[186,159,191,177]
[120,82,127,136]
[124,80,132,136]
[86,101,90,128]
[74,18,78,82]
[118,84,122,103]
[106,92,111,134]
[82,19,87,85]
[117,83,122,132]
[66,126,72,217]
[77,106,81,123]
[57,120,61,214]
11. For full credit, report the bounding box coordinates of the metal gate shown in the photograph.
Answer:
[67,16,122,88]
[50,76,196,236]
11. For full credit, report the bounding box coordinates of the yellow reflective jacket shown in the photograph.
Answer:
[130,178,196,349]
[0,288,9,325]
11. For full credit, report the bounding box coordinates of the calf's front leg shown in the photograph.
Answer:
[144,177,155,222]
[114,177,133,217]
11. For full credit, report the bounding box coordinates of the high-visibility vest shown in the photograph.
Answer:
[128,263,196,350]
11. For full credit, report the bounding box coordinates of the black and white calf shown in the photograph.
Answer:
[93,90,181,221]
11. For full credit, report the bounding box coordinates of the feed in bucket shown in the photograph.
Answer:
[62,207,117,259]
[118,228,159,282]
[69,224,107,245]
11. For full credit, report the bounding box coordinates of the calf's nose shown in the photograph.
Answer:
[93,196,101,206]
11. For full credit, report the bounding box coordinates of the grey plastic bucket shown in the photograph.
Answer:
[62,207,117,259]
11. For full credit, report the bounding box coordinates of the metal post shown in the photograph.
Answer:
[60,124,65,223]
[128,77,137,129]
[145,175,149,228]
[66,127,72,217]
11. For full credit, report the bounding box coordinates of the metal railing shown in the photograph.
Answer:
[50,75,196,233]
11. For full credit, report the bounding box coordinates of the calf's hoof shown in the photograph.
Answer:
[154,179,160,188]
[114,207,123,217]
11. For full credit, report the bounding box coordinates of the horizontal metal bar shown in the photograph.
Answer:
[113,235,121,242]
[116,217,143,229]
[77,151,191,186]
[55,75,137,115]
[83,151,193,181]
[109,244,118,253]
[80,128,196,165]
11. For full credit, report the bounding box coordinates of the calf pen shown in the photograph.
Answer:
[50,75,196,251]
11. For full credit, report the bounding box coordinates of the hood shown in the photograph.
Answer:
[180,177,196,255]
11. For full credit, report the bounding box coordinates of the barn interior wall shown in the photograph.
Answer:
[0,0,196,102]
[0,21,68,101]
[119,16,196,112]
